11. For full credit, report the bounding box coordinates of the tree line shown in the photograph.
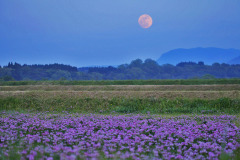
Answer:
[1,59,240,81]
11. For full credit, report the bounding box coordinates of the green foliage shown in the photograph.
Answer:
[0,96,239,114]
[202,74,216,79]
[0,79,240,86]
[220,147,240,160]
[0,75,15,81]
[1,60,240,81]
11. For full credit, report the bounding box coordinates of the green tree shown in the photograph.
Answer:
[129,59,143,68]
[0,75,15,81]
[201,74,216,79]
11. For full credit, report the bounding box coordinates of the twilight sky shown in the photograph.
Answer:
[0,0,240,67]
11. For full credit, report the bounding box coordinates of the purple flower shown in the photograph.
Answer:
[0,112,239,159]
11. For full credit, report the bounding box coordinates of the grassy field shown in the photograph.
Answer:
[0,78,240,86]
[0,83,239,114]
[1,80,240,159]
[1,96,240,114]
[1,84,240,91]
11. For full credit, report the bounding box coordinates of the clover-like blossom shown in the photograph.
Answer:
[0,112,239,159]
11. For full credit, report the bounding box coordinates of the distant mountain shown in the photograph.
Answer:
[157,47,240,65]
[228,56,240,64]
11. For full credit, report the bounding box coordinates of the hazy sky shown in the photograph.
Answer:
[1,0,240,67]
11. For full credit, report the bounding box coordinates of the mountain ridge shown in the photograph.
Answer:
[157,47,240,65]
[228,56,240,64]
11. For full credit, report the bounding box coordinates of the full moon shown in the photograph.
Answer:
[138,14,153,29]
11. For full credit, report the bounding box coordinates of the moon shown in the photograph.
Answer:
[138,14,153,29]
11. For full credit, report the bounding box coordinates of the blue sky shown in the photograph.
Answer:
[0,0,240,67]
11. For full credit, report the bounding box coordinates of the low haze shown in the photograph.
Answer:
[1,0,240,67]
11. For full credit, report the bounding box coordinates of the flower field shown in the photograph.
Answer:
[1,112,240,160]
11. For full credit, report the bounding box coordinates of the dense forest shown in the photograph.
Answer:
[0,59,240,81]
